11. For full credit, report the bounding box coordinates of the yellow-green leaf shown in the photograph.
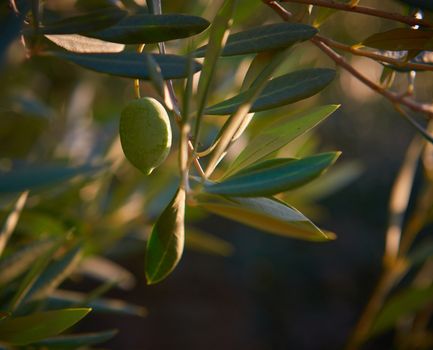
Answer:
[224,105,339,177]
[195,194,333,241]
[0,308,91,346]
[145,189,186,284]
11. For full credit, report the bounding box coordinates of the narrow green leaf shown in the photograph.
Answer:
[47,290,147,317]
[224,105,339,177]
[195,194,333,241]
[145,188,186,284]
[204,49,289,177]
[38,8,126,35]
[51,52,202,80]
[27,244,83,300]
[205,68,336,115]
[195,23,316,57]
[313,8,337,27]
[0,239,57,286]
[0,308,91,346]
[241,52,275,90]
[370,285,433,337]
[90,14,210,44]
[45,34,125,53]
[362,28,433,51]
[206,152,340,197]
[0,163,103,194]
[32,329,117,349]
[193,0,238,148]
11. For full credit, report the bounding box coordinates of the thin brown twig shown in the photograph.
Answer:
[316,35,433,73]
[263,0,433,117]
[280,0,433,28]
[311,37,433,117]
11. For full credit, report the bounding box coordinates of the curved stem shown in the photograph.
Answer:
[316,35,433,73]
[280,0,433,28]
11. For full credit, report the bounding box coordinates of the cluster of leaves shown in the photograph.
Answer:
[0,0,365,346]
[1,0,344,284]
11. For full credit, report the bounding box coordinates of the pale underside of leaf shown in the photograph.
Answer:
[45,34,125,53]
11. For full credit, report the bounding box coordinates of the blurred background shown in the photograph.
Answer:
[1,0,431,349]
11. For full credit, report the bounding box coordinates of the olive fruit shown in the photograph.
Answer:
[119,97,172,175]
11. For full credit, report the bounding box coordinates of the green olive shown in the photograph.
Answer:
[119,97,172,175]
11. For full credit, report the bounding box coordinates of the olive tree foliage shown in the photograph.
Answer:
[0,0,432,348]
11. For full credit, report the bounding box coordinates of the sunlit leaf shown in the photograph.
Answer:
[205,152,340,197]
[145,188,186,284]
[90,14,210,44]
[195,23,316,57]
[195,194,333,241]
[51,52,202,80]
[205,68,335,115]
[0,308,91,346]
[224,105,339,177]
[362,28,433,51]
[45,34,125,53]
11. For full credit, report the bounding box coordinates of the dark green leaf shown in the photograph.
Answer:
[362,28,433,51]
[90,14,210,44]
[224,105,339,177]
[370,285,433,337]
[205,68,335,115]
[195,194,333,241]
[195,23,317,57]
[0,308,91,345]
[38,8,127,35]
[145,189,186,284]
[206,152,340,197]
[145,54,165,97]
[32,329,117,349]
[0,163,103,194]
[51,52,202,80]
